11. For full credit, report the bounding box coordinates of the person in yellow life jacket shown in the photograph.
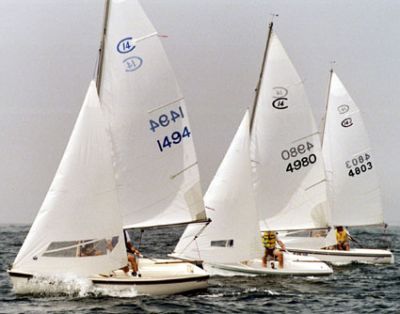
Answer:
[335,226,350,251]
[262,231,286,269]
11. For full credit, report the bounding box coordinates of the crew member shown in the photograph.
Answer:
[336,226,350,251]
[262,231,286,269]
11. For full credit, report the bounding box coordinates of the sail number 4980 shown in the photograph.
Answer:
[286,154,317,173]
[281,141,317,173]
[281,141,314,160]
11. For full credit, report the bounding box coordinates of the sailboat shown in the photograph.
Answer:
[281,70,394,264]
[172,22,333,276]
[8,0,209,295]
[248,24,330,235]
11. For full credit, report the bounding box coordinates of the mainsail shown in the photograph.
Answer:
[13,82,127,276]
[173,111,263,263]
[322,71,383,227]
[99,0,206,229]
[250,27,329,231]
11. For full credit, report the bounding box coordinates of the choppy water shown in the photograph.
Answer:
[1,225,399,313]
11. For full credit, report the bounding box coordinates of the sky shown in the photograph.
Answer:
[0,0,399,225]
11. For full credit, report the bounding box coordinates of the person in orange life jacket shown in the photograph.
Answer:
[262,231,286,269]
[122,231,142,276]
[336,226,350,251]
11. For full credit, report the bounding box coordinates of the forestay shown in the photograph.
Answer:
[99,0,206,228]
[12,82,127,276]
[322,72,383,227]
[173,111,263,263]
[250,31,329,231]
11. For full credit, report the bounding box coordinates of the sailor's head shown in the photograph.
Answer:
[336,226,344,232]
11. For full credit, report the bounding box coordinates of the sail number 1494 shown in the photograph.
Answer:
[149,106,192,152]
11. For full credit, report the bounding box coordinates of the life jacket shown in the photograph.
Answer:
[262,231,277,249]
[336,230,348,244]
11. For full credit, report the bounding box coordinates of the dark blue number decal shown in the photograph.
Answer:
[156,126,191,152]
[149,120,160,132]
[149,106,186,133]
[117,37,135,54]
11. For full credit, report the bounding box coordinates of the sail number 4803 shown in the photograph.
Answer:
[346,153,373,177]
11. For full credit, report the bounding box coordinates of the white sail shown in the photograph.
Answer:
[250,31,329,231]
[99,0,206,228]
[322,72,383,226]
[13,81,127,276]
[173,111,263,263]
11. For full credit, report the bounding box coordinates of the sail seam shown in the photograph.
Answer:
[291,132,320,143]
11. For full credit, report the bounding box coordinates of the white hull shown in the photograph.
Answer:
[9,258,209,296]
[287,248,394,265]
[205,254,333,276]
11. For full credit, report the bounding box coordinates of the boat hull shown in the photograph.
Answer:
[8,258,209,296]
[287,248,394,265]
[206,254,333,276]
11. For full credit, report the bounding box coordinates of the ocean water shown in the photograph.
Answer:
[1,225,399,314]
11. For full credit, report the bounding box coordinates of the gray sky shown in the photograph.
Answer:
[1,0,399,225]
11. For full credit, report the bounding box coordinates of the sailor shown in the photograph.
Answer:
[123,230,142,276]
[335,226,350,251]
[262,231,286,269]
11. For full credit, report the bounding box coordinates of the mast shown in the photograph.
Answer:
[249,19,275,132]
[96,0,111,93]
[320,66,334,146]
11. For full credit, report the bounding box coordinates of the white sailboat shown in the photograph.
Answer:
[172,23,333,276]
[8,0,209,295]
[282,70,394,264]
[250,24,329,234]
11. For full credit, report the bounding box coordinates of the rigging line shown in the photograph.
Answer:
[180,219,211,256]
[195,237,202,261]
[138,229,144,250]
[123,218,210,230]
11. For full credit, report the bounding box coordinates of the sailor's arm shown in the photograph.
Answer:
[277,239,286,251]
